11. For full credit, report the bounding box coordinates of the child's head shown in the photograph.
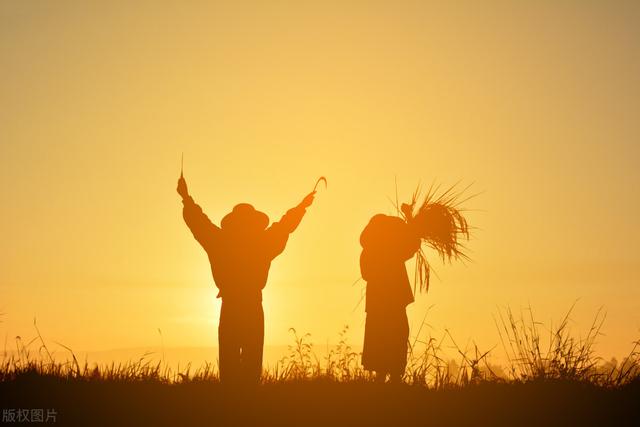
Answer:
[360,214,408,249]
[221,203,269,233]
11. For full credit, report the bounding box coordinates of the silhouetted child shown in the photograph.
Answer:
[177,175,315,384]
[359,214,421,383]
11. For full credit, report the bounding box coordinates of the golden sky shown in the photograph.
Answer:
[1,1,639,359]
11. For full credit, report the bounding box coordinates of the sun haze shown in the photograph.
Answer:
[1,1,639,361]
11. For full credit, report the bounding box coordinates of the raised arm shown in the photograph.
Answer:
[265,191,315,258]
[399,232,422,261]
[360,214,421,262]
[401,216,423,261]
[177,176,220,249]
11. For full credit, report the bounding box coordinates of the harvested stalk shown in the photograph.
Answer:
[313,176,328,192]
[396,183,474,293]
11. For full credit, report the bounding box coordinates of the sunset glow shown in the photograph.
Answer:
[2,1,639,364]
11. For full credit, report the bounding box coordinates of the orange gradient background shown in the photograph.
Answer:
[1,1,639,361]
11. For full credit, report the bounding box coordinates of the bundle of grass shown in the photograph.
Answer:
[396,183,473,293]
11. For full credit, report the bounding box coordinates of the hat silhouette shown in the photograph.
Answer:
[221,203,270,231]
[360,214,407,249]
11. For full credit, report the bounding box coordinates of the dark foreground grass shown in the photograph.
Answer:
[2,375,639,427]
[2,306,639,426]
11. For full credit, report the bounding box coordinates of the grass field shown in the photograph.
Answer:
[1,307,639,426]
[3,377,639,426]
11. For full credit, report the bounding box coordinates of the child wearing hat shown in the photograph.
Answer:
[177,175,315,383]
[359,214,421,383]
